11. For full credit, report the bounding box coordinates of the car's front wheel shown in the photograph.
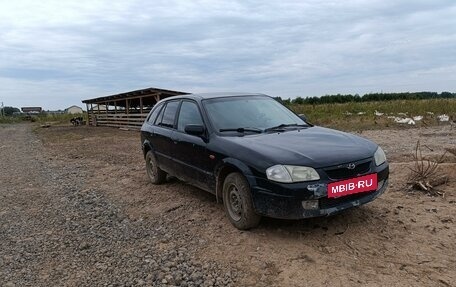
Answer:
[223,172,261,230]
[145,150,166,184]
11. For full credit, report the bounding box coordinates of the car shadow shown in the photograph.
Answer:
[167,178,387,236]
[256,204,387,237]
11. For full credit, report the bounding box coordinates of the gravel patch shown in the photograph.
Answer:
[0,124,240,286]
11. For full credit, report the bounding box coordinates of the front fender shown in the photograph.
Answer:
[217,157,254,176]
[212,157,258,204]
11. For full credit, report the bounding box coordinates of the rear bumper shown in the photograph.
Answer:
[248,163,389,220]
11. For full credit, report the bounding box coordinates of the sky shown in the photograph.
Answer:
[0,0,455,110]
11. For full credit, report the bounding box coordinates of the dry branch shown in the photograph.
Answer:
[407,140,448,197]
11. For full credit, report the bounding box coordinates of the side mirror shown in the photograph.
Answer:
[184,124,205,136]
[298,113,308,122]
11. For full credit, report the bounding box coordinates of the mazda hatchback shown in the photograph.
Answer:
[141,93,389,230]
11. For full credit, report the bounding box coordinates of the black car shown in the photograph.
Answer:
[141,93,389,229]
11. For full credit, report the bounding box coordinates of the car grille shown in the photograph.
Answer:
[324,160,371,180]
[319,192,371,209]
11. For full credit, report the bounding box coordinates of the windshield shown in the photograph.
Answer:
[203,96,306,132]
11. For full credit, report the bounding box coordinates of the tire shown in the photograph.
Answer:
[145,151,167,184]
[222,172,261,230]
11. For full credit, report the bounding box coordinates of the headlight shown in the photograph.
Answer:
[266,165,292,183]
[266,165,320,183]
[374,146,386,166]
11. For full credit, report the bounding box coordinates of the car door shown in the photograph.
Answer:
[150,100,180,174]
[141,102,164,150]
[172,100,214,191]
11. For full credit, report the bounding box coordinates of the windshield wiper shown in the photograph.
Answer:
[264,123,308,132]
[219,127,263,133]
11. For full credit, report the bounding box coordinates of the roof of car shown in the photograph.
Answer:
[163,92,268,101]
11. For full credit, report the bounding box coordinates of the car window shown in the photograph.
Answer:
[203,96,305,131]
[154,103,166,125]
[147,103,163,124]
[177,101,204,132]
[159,101,180,128]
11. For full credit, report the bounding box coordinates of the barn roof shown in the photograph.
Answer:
[21,107,42,112]
[82,87,188,105]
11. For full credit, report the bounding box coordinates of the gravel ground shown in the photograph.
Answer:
[0,124,239,286]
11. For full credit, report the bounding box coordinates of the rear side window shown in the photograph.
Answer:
[159,101,180,128]
[177,101,204,132]
[148,103,163,124]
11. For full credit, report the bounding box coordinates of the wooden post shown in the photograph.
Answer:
[140,97,143,114]
[85,104,89,125]
[92,103,97,126]
[114,101,117,114]
[126,99,130,127]
[105,102,108,114]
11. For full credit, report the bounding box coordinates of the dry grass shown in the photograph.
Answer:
[289,98,456,130]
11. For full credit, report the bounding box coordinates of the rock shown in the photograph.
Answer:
[79,242,90,250]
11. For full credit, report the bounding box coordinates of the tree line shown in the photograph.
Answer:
[0,106,20,116]
[275,91,455,105]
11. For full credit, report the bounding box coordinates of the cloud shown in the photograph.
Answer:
[0,0,455,109]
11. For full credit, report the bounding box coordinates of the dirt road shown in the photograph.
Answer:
[1,124,455,286]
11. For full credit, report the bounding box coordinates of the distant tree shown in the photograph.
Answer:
[290,91,455,105]
[1,106,20,116]
[292,97,305,104]
[282,98,291,105]
[441,91,453,98]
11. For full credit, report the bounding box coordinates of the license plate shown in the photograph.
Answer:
[327,173,377,198]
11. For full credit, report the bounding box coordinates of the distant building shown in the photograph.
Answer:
[65,105,84,114]
[46,110,65,115]
[21,107,42,114]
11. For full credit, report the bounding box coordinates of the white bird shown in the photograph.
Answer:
[394,117,415,125]
[438,114,449,122]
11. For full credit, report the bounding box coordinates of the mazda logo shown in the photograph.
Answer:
[347,163,356,169]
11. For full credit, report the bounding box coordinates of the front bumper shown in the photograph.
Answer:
[248,163,389,220]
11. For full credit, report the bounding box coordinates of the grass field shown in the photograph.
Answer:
[0,113,84,125]
[289,98,456,130]
[1,99,454,131]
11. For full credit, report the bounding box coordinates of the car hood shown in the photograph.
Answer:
[221,126,377,169]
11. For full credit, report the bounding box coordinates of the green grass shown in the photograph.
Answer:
[34,113,84,124]
[0,113,86,125]
[0,116,22,124]
[288,99,456,131]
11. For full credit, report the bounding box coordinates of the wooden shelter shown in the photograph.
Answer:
[21,107,42,113]
[82,87,188,129]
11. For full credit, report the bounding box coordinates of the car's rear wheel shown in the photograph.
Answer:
[145,150,166,184]
[223,172,261,230]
